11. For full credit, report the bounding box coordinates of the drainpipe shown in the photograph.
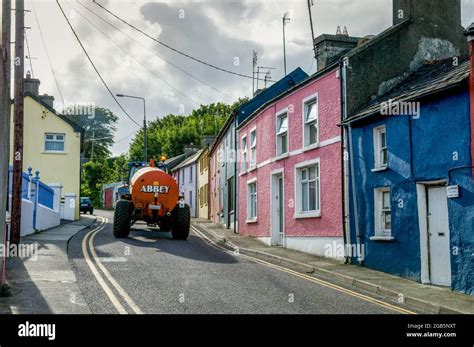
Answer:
[233,116,238,234]
[465,23,474,174]
[348,124,363,265]
[339,60,350,264]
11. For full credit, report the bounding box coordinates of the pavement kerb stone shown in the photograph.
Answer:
[192,221,469,315]
[66,217,97,251]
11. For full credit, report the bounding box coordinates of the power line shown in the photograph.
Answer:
[69,1,202,107]
[56,0,141,128]
[76,0,236,102]
[24,28,34,77]
[92,0,275,83]
[31,0,65,105]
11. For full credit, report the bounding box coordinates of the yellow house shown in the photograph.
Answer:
[197,146,210,219]
[10,77,84,220]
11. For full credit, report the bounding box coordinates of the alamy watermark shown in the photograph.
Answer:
[380,99,421,119]
[54,99,96,119]
[324,241,365,262]
[0,242,38,261]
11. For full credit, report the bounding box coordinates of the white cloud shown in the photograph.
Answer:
[22,0,474,156]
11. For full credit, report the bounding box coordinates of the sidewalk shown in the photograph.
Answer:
[191,219,474,314]
[0,216,96,314]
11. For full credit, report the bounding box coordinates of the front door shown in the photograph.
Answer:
[227,177,234,229]
[271,173,284,246]
[427,186,451,287]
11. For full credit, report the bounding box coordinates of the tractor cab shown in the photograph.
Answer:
[118,158,169,200]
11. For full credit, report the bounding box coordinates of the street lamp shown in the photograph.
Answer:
[282,11,291,76]
[116,93,147,162]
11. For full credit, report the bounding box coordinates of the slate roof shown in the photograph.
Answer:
[209,68,308,155]
[343,58,470,124]
[172,149,204,172]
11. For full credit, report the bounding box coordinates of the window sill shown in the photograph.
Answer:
[371,166,388,173]
[239,170,248,177]
[302,143,320,152]
[369,236,394,242]
[294,212,321,219]
[246,219,258,224]
[248,166,257,173]
[43,151,67,155]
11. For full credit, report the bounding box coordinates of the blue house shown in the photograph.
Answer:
[208,68,308,230]
[344,59,473,295]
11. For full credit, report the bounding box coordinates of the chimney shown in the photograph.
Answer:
[202,135,217,147]
[393,0,462,28]
[183,145,199,157]
[314,33,360,71]
[39,94,55,109]
[24,71,40,97]
[465,23,474,174]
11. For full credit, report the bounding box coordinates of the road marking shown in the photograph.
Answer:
[88,219,144,314]
[81,218,128,314]
[190,225,416,315]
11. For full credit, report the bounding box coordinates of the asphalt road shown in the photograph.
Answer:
[68,209,400,314]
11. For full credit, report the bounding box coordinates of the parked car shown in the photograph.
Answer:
[80,197,94,215]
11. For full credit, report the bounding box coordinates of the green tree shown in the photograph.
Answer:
[81,160,113,207]
[64,106,118,161]
[129,99,247,160]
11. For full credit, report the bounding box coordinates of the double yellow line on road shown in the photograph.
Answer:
[190,225,416,315]
[82,216,143,314]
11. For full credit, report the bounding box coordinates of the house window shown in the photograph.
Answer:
[241,136,248,172]
[250,129,257,168]
[375,187,391,237]
[204,184,208,206]
[303,96,318,147]
[181,169,185,183]
[247,180,257,221]
[45,133,65,152]
[189,166,193,183]
[276,112,288,156]
[189,191,193,207]
[374,125,388,169]
[295,160,320,216]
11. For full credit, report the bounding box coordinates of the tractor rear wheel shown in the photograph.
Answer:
[159,217,172,232]
[113,200,132,238]
[171,203,191,240]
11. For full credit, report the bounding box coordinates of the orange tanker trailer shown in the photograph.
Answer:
[113,160,190,240]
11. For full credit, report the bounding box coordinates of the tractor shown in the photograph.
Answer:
[113,159,190,240]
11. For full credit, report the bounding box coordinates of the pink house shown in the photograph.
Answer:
[237,68,344,258]
[209,142,223,224]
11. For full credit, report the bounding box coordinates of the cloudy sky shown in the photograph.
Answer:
[17,0,474,156]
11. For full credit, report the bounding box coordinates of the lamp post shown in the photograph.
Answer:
[117,94,147,162]
[282,11,291,76]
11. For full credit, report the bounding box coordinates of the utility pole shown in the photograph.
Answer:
[252,51,257,96]
[282,12,291,76]
[0,0,12,284]
[307,0,317,62]
[11,0,25,246]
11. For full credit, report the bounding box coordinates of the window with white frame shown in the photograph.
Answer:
[241,136,248,172]
[303,96,318,147]
[374,125,388,169]
[189,191,193,207]
[45,133,65,152]
[296,161,320,215]
[375,187,391,237]
[189,166,193,183]
[247,180,257,221]
[250,129,257,168]
[276,112,288,156]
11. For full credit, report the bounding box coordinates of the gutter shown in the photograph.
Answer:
[465,24,474,175]
[339,60,350,264]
